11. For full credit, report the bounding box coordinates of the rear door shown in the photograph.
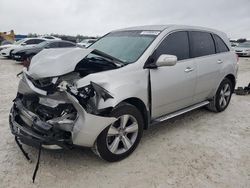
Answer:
[189,31,219,103]
[212,34,231,92]
[150,31,197,118]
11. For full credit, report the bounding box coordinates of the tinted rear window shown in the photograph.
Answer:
[154,31,190,61]
[214,34,229,53]
[189,31,215,57]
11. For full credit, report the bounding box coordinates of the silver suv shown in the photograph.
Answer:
[9,25,238,162]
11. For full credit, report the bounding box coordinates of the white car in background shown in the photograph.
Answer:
[234,42,250,57]
[77,38,97,48]
[0,38,47,58]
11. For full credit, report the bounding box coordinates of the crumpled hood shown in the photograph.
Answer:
[28,48,94,79]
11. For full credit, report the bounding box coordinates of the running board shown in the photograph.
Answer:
[151,101,210,125]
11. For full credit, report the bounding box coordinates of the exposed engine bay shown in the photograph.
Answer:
[11,48,123,150]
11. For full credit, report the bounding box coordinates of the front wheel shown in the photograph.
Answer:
[94,102,144,162]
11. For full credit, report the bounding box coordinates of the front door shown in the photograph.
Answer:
[150,31,197,119]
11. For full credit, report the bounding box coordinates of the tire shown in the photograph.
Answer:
[207,78,233,112]
[94,102,144,162]
[8,49,14,59]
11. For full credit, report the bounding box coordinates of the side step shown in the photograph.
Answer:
[151,101,210,125]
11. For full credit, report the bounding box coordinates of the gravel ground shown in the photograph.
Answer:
[0,57,249,188]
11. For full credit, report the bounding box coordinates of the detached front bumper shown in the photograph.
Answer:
[9,73,117,149]
[9,99,72,149]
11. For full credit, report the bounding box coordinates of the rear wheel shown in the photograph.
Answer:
[207,78,233,112]
[94,102,143,162]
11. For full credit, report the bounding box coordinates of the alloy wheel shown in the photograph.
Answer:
[106,114,139,155]
[219,83,231,108]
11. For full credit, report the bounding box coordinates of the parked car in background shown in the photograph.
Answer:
[234,42,250,56]
[230,42,239,48]
[11,40,77,66]
[77,38,97,48]
[10,25,238,162]
[0,38,47,58]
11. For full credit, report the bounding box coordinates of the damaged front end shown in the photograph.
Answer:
[10,48,119,150]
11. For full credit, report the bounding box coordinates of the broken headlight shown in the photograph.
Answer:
[28,76,59,93]
[90,82,113,101]
[67,82,113,102]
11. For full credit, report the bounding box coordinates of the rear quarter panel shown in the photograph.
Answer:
[209,51,238,97]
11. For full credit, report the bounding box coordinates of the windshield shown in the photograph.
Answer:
[238,42,250,47]
[89,30,159,63]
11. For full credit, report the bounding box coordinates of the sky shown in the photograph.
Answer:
[0,0,250,39]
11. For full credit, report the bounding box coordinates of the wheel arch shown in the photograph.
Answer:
[122,97,150,130]
[225,74,236,91]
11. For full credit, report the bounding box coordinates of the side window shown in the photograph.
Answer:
[213,34,229,53]
[24,39,35,44]
[25,39,44,44]
[154,31,189,61]
[33,39,45,44]
[58,42,75,47]
[48,42,59,48]
[189,31,215,57]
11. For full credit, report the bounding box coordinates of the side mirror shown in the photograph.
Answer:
[155,54,177,67]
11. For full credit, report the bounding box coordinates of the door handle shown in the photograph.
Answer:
[217,59,223,64]
[184,67,194,73]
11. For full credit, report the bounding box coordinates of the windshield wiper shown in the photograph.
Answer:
[87,56,121,68]
[92,49,125,67]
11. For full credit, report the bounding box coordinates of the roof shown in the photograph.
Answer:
[114,25,173,31]
[113,25,225,35]
[111,24,230,49]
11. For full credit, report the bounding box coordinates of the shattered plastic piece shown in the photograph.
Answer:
[235,83,250,95]
[15,136,32,162]
[32,144,42,183]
